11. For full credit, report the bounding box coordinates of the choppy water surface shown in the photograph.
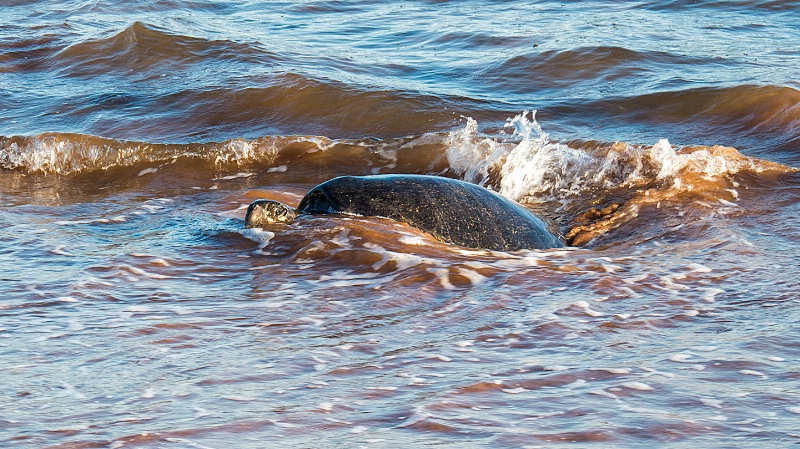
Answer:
[1,1,799,448]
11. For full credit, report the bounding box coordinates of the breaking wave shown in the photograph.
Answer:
[3,112,795,246]
[0,133,331,175]
[445,112,796,244]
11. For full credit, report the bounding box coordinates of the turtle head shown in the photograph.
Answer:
[245,200,299,228]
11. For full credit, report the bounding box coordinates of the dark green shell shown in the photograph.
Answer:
[297,175,563,251]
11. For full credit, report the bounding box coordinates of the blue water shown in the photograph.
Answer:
[1,1,799,448]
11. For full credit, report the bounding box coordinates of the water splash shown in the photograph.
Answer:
[445,111,796,245]
[447,111,793,205]
[0,133,332,175]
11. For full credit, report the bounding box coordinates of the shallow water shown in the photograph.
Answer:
[2,1,800,448]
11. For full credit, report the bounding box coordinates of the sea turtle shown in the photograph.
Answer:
[245,174,563,251]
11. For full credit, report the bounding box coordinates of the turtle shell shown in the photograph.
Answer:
[297,174,563,251]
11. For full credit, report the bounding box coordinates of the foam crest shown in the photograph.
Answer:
[497,112,594,201]
[445,117,500,186]
[241,228,275,250]
[446,112,796,244]
[212,136,334,165]
[447,112,794,206]
[365,244,428,272]
[0,134,155,174]
[447,112,636,203]
[0,133,331,174]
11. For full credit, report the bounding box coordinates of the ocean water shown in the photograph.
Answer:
[1,1,799,448]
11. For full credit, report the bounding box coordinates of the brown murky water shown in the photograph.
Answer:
[2,1,799,447]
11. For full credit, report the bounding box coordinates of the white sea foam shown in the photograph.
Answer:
[428,267,454,289]
[398,235,429,246]
[564,379,587,389]
[589,367,632,374]
[590,389,619,400]
[365,243,428,271]
[54,218,115,226]
[455,267,487,285]
[700,398,724,409]
[137,167,158,176]
[502,387,528,394]
[421,353,452,362]
[445,112,791,212]
[700,287,725,303]
[446,111,593,202]
[669,353,695,363]
[686,263,712,273]
[121,265,171,279]
[739,369,768,379]
[50,245,76,256]
[574,300,604,317]
[151,258,171,267]
[621,381,654,391]
[0,133,336,174]
[690,346,718,352]
[316,271,383,287]
[241,228,275,249]
[215,172,254,180]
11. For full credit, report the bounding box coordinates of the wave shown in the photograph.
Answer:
[3,113,794,182]
[482,46,717,94]
[5,72,464,143]
[637,0,800,12]
[0,133,327,175]
[586,85,800,133]
[149,74,462,140]
[1,21,272,76]
[6,21,797,149]
[102,73,462,142]
[3,21,465,141]
[444,112,796,244]
[48,21,276,79]
[3,113,796,246]
[548,84,800,161]
[4,114,794,180]
[449,112,793,198]
[0,32,61,73]
[287,1,370,13]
